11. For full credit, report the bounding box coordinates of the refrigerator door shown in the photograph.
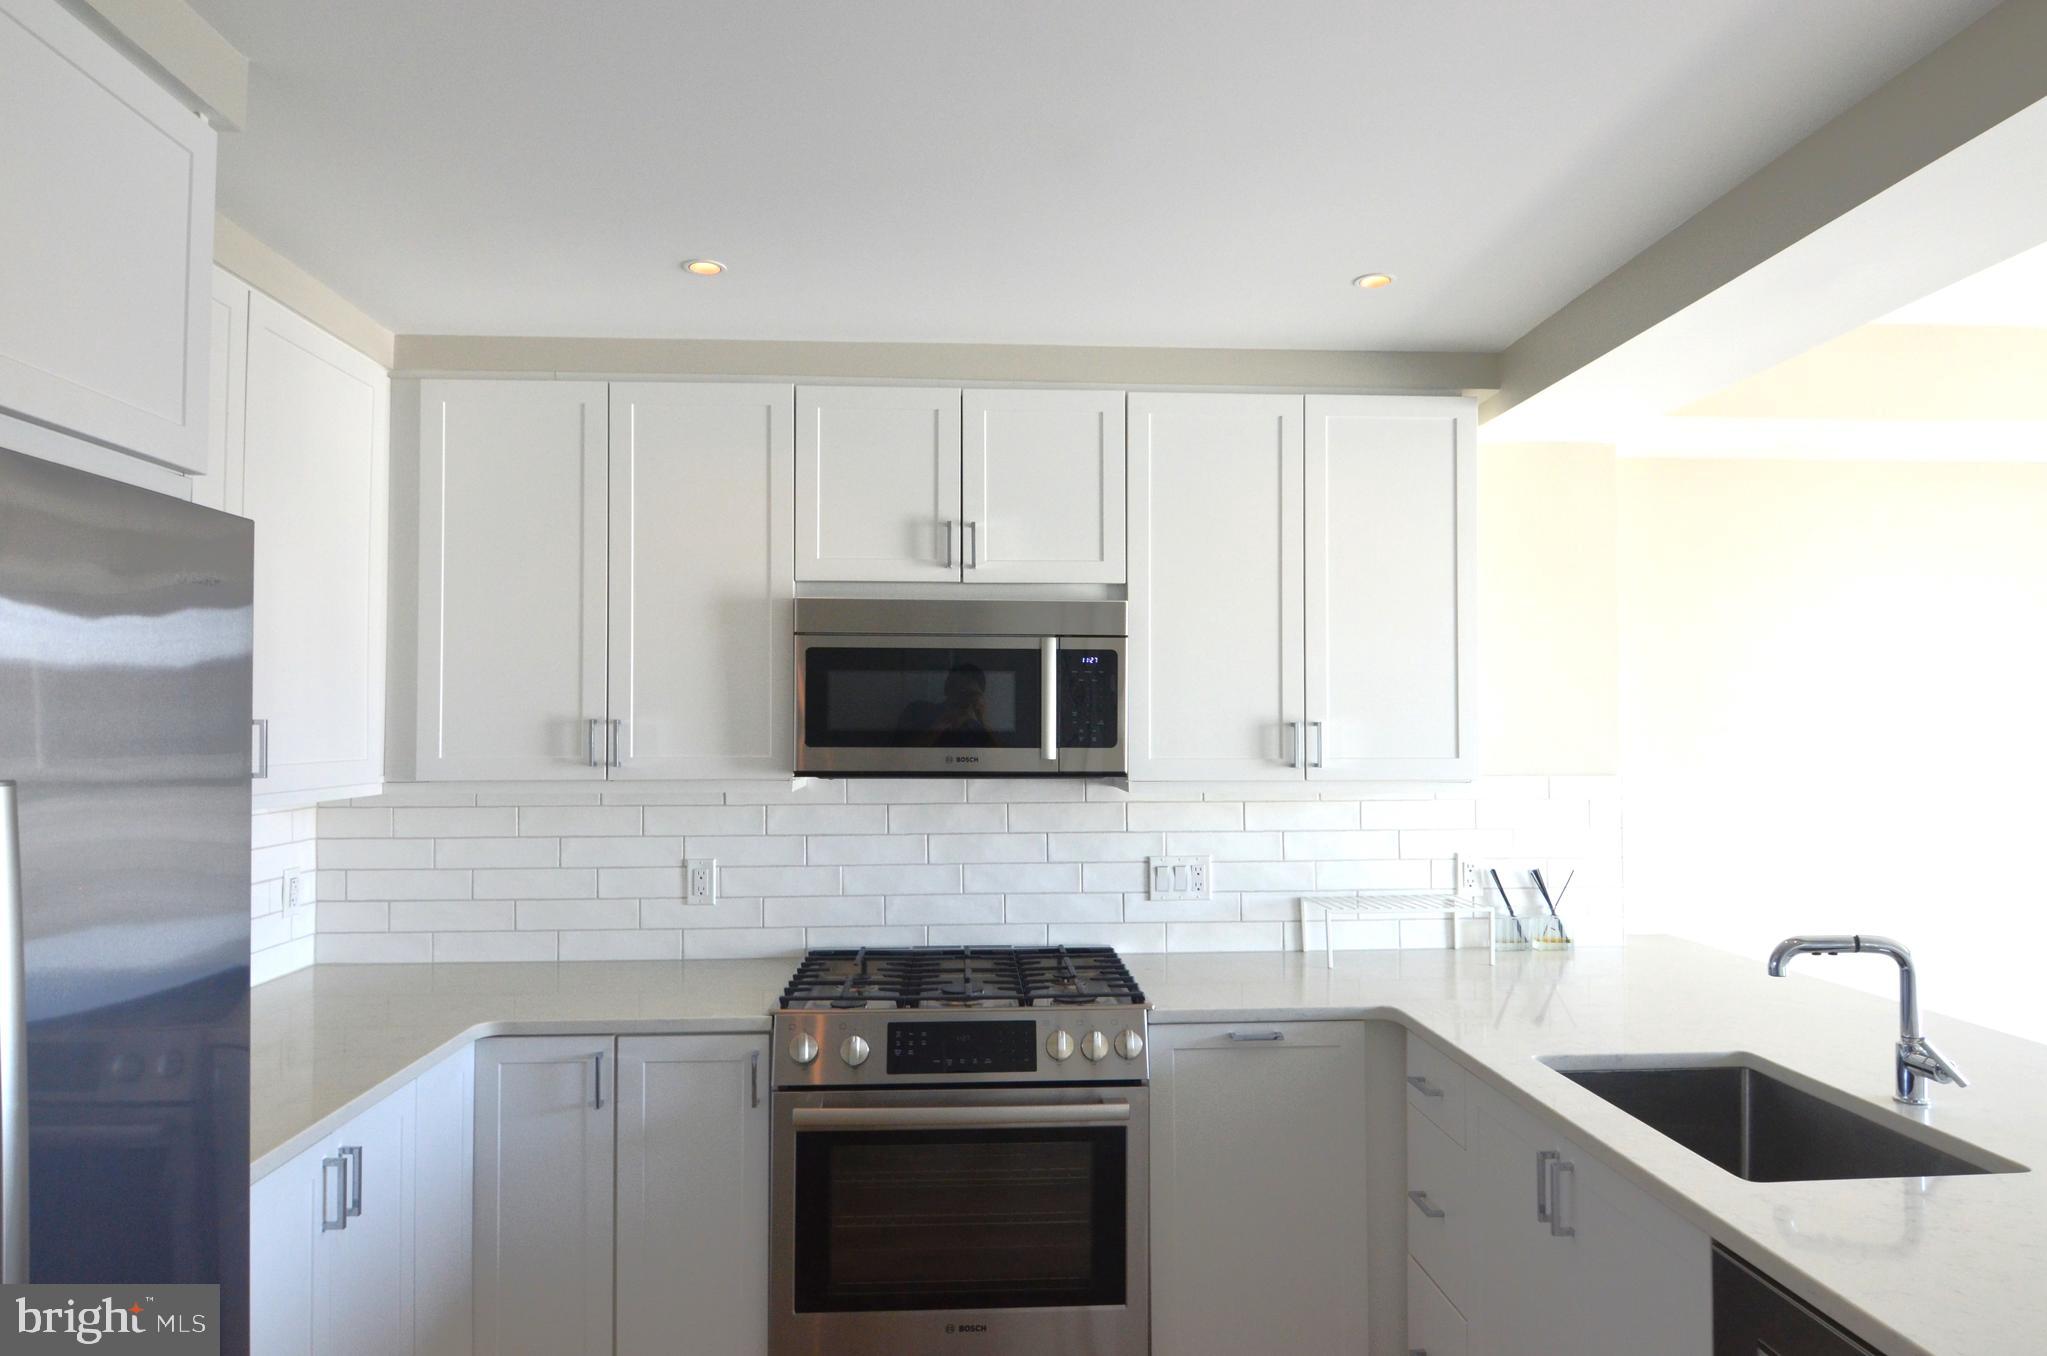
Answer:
[0,447,252,1347]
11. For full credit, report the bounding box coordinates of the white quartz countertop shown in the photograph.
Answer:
[250,937,2047,1356]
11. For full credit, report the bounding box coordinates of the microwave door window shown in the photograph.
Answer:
[806,648,1044,749]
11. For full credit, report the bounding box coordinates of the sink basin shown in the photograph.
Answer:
[1541,1056,2024,1182]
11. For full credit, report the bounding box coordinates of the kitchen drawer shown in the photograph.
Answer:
[1406,1254,1468,1356]
[1405,1031,1469,1144]
[1404,1103,1472,1309]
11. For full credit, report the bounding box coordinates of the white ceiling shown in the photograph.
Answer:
[1882,238,2047,326]
[191,0,1998,348]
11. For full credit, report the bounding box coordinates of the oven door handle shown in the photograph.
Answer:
[791,1102,1131,1131]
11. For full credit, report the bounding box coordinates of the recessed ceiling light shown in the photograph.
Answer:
[681,259,726,277]
[1353,272,1394,290]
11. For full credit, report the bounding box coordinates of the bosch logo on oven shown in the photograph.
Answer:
[944,754,980,764]
[945,1321,989,1334]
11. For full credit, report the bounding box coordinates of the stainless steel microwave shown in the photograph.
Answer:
[794,599,1126,777]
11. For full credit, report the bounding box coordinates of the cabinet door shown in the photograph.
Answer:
[1467,1089,1572,1356]
[474,1037,615,1356]
[418,381,609,779]
[1127,393,1305,780]
[615,1035,771,1356]
[1149,1021,1369,1355]
[194,269,248,513]
[608,383,794,778]
[961,388,1126,583]
[413,1050,474,1356]
[796,385,962,581]
[251,1149,318,1356]
[312,1083,416,1356]
[1305,396,1475,780]
[0,0,215,471]
[244,290,389,804]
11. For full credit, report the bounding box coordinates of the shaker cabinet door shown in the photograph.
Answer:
[1127,393,1306,780]
[796,385,962,582]
[961,388,1126,583]
[607,383,794,778]
[417,381,609,779]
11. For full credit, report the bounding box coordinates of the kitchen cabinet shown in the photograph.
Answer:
[0,0,215,472]
[1127,393,1305,780]
[796,384,961,582]
[251,1082,417,1356]
[796,385,1128,584]
[193,270,248,513]
[1149,1021,1370,1355]
[961,388,1126,583]
[416,380,609,780]
[473,1036,615,1356]
[1304,395,1474,779]
[615,1035,772,1356]
[412,1048,475,1356]
[607,384,795,778]
[1128,392,1475,781]
[240,286,391,806]
[1402,1035,1710,1356]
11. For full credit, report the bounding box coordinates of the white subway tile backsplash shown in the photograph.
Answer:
[285,777,1622,971]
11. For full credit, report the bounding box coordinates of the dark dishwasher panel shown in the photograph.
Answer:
[1713,1247,1882,1355]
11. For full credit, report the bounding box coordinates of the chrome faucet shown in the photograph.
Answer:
[1767,935,1967,1107]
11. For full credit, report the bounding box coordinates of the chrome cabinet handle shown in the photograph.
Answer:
[0,783,27,1283]
[749,1050,760,1109]
[1310,719,1325,769]
[1549,1158,1576,1237]
[320,1155,348,1233]
[1285,720,1303,768]
[1227,1031,1285,1042]
[1406,1189,1446,1220]
[1041,637,1058,761]
[251,718,270,780]
[593,1052,604,1110]
[965,520,980,568]
[340,1145,363,1218]
[586,718,605,768]
[607,718,624,768]
[1406,1074,1444,1099]
[1536,1148,1558,1222]
[942,519,956,568]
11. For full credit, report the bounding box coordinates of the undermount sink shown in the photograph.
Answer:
[1540,1056,2025,1182]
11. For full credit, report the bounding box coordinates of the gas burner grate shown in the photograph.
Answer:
[778,945,1145,1010]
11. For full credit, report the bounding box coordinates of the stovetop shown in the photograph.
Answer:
[778,945,1147,1011]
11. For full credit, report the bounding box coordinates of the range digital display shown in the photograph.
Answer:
[886,1020,1039,1075]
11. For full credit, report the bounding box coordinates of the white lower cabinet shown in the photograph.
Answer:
[1404,1035,1711,1356]
[473,1037,616,1356]
[1149,1021,1370,1355]
[615,1035,772,1356]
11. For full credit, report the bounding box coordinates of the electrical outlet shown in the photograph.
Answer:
[685,859,716,906]
[1458,854,1485,899]
[283,866,305,909]
[1147,855,1211,902]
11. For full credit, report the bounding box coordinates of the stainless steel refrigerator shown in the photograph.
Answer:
[0,446,252,1348]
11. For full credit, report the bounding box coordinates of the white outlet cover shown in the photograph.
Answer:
[684,858,717,905]
[1147,855,1211,902]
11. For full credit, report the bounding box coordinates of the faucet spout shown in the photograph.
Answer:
[1766,933,1961,1107]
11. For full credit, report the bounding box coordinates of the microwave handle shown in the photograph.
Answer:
[1041,637,1058,761]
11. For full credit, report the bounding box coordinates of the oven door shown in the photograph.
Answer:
[772,1085,1149,1356]
[796,634,1124,776]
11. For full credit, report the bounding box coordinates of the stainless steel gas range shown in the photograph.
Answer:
[770,946,1150,1356]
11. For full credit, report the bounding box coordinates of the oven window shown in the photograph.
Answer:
[793,1128,1126,1312]
[803,647,1044,749]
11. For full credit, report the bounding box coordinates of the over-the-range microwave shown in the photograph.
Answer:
[794,598,1126,778]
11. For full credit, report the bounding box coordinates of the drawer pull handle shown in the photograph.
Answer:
[1227,1031,1285,1042]
[1536,1148,1558,1222]
[1548,1158,1576,1238]
[1406,1074,1445,1098]
[1406,1189,1446,1220]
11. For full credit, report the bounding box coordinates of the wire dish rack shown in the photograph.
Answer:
[1297,892,1507,967]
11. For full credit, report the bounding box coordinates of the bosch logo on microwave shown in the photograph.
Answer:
[945,1322,989,1334]
[945,755,981,764]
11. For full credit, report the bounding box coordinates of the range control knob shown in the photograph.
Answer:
[788,1033,820,1066]
[1115,1029,1145,1060]
[840,1035,871,1068]
[1079,1031,1109,1063]
[1046,1030,1076,1062]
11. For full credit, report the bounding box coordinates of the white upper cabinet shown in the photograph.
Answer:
[417,381,609,780]
[193,270,249,513]
[1305,395,1475,779]
[607,383,795,779]
[243,289,389,804]
[961,388,1126,583]
[0,0,215,472]
[1127,393,1305,780]
[797,385,962,582]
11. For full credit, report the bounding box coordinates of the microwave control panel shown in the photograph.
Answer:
[1058,649,1119,749]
